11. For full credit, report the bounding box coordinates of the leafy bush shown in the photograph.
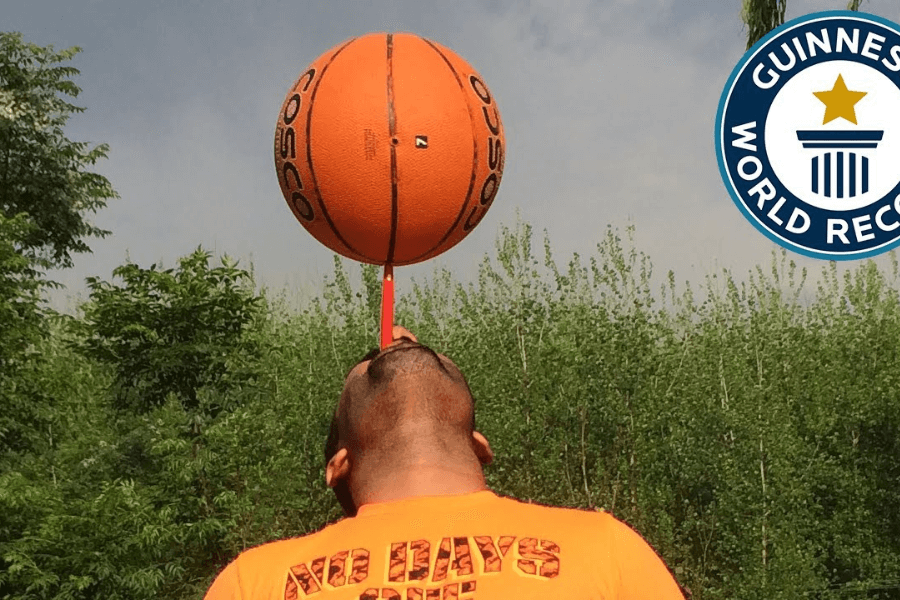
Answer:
[76,248,264,415]
[2,225,899,600]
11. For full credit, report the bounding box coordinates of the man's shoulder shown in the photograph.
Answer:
[230,519,347,570]
[228,537,303,575]
[493,494,619,528]
[228,495,620,568]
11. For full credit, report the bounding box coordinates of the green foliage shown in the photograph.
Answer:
[741,0,786,49]
[2,225,900,599]
[76,248,264,415]
[0,31,117,270]
[1,29,117,462]
[740,0,870,50]
[0,212,51,458]
[0,214,45,355]
[2,249,273,600]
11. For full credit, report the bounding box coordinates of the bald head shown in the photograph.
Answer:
[324,333,493,516]
[328,339,475,462]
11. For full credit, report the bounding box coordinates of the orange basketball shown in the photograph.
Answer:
[274,32,505,266]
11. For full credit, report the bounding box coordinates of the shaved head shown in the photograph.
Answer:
[324,338,478,515]
[328,338,475,459]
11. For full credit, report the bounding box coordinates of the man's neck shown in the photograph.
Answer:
[350,456,489,509]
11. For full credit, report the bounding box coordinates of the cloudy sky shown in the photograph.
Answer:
[6,0,900,312]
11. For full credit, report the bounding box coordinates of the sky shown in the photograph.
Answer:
[5,0,900,313]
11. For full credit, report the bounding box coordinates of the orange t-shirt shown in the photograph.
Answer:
[204,491,685,600]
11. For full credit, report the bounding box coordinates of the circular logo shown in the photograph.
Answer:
[716,11,900,260]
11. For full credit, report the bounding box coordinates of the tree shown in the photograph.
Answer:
[1,30,116,463]
[741,0,787,49]
[76,248,265,416]
[742,0,868,49]
[0,31,117,270]
[0,213,49,458]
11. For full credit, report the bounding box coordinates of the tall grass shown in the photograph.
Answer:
[2,221,898,600]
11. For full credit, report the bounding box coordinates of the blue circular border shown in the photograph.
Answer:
[715,10,900,261]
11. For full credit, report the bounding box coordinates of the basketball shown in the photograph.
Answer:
[274,32,505,266]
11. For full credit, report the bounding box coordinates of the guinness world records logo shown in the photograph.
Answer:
[716,11,900,260]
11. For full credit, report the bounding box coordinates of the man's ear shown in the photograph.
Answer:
[472,431,494,465]
[326,448,351,488]
[392,325,417,344]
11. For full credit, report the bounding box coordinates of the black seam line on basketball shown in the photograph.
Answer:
[406,36,479,264]
[386,33,399,265]
[305,37,380,264]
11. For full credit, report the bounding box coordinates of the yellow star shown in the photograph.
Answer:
[813,74,867,125]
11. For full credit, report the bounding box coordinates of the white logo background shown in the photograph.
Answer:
[765,60,900,212]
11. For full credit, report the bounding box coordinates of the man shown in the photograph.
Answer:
[205,327,685,599]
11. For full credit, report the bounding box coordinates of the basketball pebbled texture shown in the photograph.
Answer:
[274,32,505,266]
